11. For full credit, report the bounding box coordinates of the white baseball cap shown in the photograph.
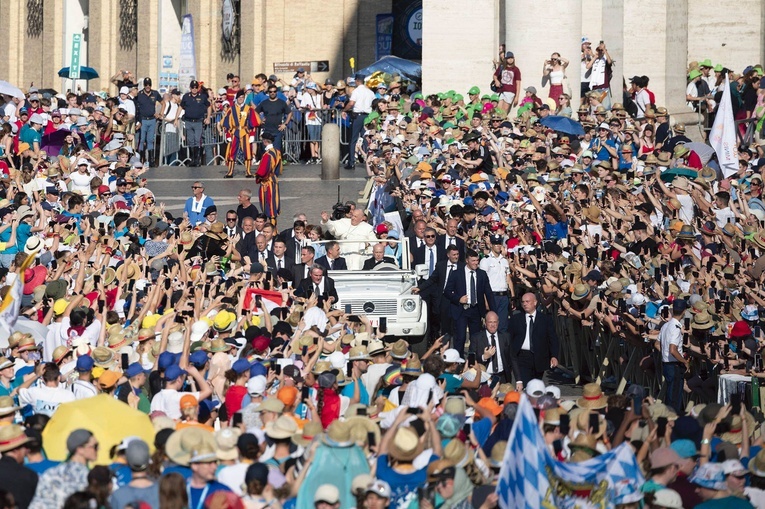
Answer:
[314,485,340,505]
[119,86,129,95]
[651,489,682,509]
[442,349,464,364]
[526,379,546,398]
[545,385,561,399]
[246,375,267,396]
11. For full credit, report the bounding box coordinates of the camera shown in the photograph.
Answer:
[331,202,351,220]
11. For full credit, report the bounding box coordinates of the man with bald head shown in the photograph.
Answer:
[469,311,522,386]
[362,243,396,270]
[509,292,560,385]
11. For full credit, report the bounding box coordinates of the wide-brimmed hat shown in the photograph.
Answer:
[346,415,381,449]
[691,311,714,330]
[749,448,765,477]
[0,424,31,453]
[265,415,299,440]
[389,339,410,360]
[0,396,20,417]
[388,427,422,462]
[165,427,216,466]
[203,338,231,353]
[401,354,423,377]
[292,421,324,447]
[367,340,388,357]
[323,419,353,447]
[656,152,671,165]
[571,284,591,301]
[569,433,600,462]
[205,222,228,241]
[676,224,696,240]
[576,383,608,409]
[348,345,371,361]
[16,335,40,352]
[92,346,115,367]
[116,260,140,280]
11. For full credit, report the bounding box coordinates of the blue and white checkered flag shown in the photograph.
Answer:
[496,396,645,509]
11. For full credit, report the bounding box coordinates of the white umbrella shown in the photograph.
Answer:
[0,81,25,99]
[0,317,49,349]
[684,142,716,165]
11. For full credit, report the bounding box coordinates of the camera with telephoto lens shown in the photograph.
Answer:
[332,202,351,220]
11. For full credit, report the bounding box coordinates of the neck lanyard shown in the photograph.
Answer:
[187,482,209,509]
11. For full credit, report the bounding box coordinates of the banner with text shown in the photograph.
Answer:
[178,14,197,93]
[392,0,422,61]
[376,14,394,61]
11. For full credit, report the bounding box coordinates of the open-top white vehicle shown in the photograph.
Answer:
[317,238,429,342]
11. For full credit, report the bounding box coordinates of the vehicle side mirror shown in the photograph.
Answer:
[414,264,428,278]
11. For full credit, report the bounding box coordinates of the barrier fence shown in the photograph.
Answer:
[156,107,351,167]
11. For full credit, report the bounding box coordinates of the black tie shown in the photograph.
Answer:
[489,333,499,372]
[528,315,535,346]
[470,270,476,306]
[260,251,266,259]
[329,259,334,270]
[444,264,454,289]
[278,259,283,269]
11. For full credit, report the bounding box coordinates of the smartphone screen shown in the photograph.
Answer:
[462,423,471,437]
[633,396,642,416]
[656,416,668,437]
[553,439,563,456]
[346,362,353,378]
[379,317,388,334]
[467,352,476,366]
[93,275,101,285]
[232,412,243,426]
[731,393,741,415]
[406,407,422,415]
[588,413,599,432]
[367,431,376,446]
[273,364,281,376]
[559,414,570,435]
[301,386,310,401]
[121,353,129,370]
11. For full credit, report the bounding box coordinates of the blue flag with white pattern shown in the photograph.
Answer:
[496,396,644,509]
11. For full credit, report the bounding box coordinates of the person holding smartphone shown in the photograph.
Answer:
[659,299,689,414]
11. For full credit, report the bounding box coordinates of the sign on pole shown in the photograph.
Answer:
[70,34,82,80]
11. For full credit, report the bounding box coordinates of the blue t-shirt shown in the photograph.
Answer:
[19,125,41,146]
[543,220,568,241]
[26,459,59,474]
[341,380,370,406]
[1,222,31,254]
[472,417,493,448]
[188,481,230,509]
[376,454,437,509]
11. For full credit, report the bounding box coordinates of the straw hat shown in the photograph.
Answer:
[388,427,422,462]
[576,383,608,409]
[489,441,507,468]
[203,338,231,353]
[569,433,600,462]
[16,335,40,352]
[323,420,353,447]
[691,311,714,330]
[676,225,696,240]
[92,346,115,367]
[389,339,410,360]
[401,354,423,377]
[571,284,591,301]
[165,427,216,466]
[0,396,20,417]
[0,424,31,452]
[443,438,473,468]
[348,345,371,361]
[346,416,381,449]
[205,222,228,241]
[292,421,324,447]
[749,448,765,477]
[116,260,140,280]
[265,415,299,440]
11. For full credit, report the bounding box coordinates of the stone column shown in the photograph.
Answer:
[622,0,688,115]
[505,0,583,107]
[422,0,499,97]
[600,0,623,107]
[88,0,118,94]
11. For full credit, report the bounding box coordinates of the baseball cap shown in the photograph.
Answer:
[366,480,391,499]
[119,86,129,95]
[246,375,267,396]
[125,362,148,378]
[443,349,464,363]
[75,355,95,373]
[505,51,514,58]
[314,485,340,504]
[180,394,198,409]
[283,364,303,382]
[526,379,546,398]
[125,439,150,471]
[650,447,681,469]
[164,364,187,382]
[669,439,698,459]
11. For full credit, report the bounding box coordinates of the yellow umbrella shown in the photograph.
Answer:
[42,394,155,465]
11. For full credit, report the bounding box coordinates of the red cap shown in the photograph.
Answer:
[98,185,110,195]
[375,224,389,235]
[252,335,270,353]
[731,320,753,338]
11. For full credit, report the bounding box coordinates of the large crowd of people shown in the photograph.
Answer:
[1,38,765,509]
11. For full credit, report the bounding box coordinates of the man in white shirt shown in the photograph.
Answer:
[17,363,75,417]
[118,87,136,120]
[479,234,511,333]
[71,356,98,400]
[342,74,375,169]
[659,299,689,414]
[149,364,213,420]
[319,208,376,269]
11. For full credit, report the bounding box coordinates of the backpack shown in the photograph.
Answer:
[645,87,657,110]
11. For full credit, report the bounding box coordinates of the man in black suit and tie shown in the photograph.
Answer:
[469,311,522,386]
[411,227,439,277]
[265,239,295,274]
[362,243,397,270]
[509,292,560,386]
[436,218,465,262]
[415,245,462,339]
[295,264,339,303]
[283,219,308,261]
[224,210,244,237]
[315,241,348,271]
[292,245,315,284]
[444,249,496,354]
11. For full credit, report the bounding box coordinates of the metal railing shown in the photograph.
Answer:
[155,107,350,167]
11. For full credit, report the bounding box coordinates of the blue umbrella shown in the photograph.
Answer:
[58,66,99,80]
[539,115,585,136]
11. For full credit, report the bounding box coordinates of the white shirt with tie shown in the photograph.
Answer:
[522,312,536,351]
[485,330,504,374]
[425,246,437,276]
[274,256,287,270]
[463,267,476,305]
[326,257,338,270]
[443,262,457,289]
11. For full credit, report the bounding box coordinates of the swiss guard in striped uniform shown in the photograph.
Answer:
[256,130,282,225]
[220,90,261,178]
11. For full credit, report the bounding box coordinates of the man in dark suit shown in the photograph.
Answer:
[264,238,295,274]
[223,209,244,237]
[407,218,427,250]
[436,218,465,262]
[292,245,315,284]
[362,243,397,270]
[444,249,495,354]
[278,215,307,242]
[509,292,560,386]
[283,219,307,261]
[415,245,462,340]
[469,311,522,386]
[411,227,439,277]
[315,241,348,271]
[295,264,339,303]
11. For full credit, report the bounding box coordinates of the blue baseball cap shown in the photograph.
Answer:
[250,362,267,378]
[232,359,252,374]
[189,350,209,368]
[125,362,148,378]
[75,355,95,373]
[158,351,180,370]
[670,439,699,459]
[164,364,187,382]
